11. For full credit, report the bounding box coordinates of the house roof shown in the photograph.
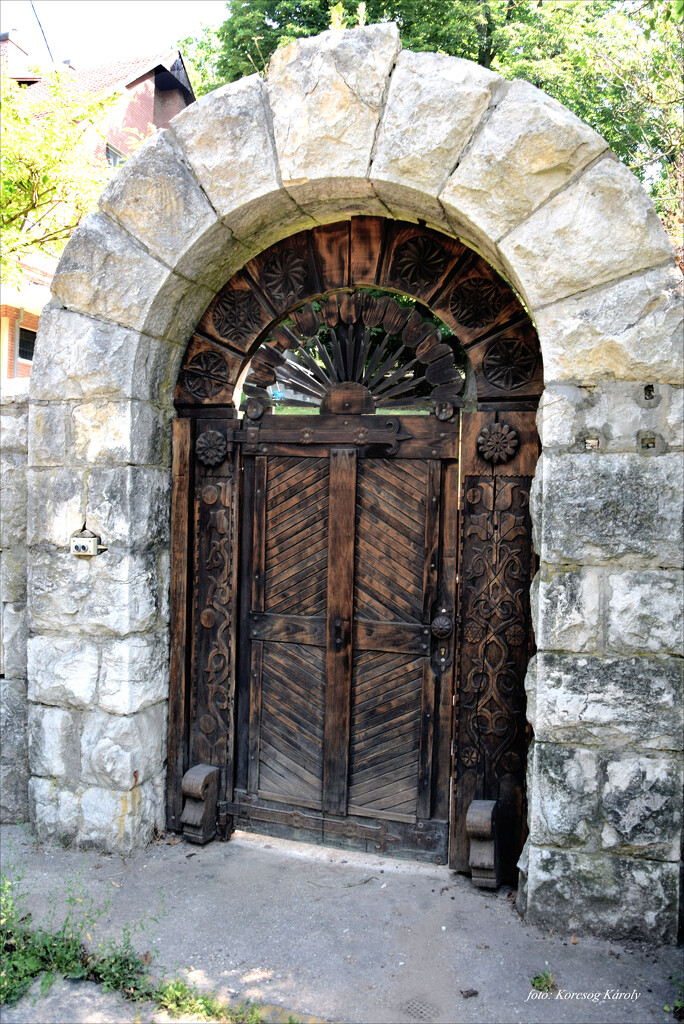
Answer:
[68,50,184,92]
[16,48,194,107]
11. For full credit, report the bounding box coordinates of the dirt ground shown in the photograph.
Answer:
[0,824,681,1024]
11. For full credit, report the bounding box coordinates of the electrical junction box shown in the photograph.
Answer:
[70,535,101,556]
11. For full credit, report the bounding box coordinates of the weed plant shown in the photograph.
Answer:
[0,872,260,1022]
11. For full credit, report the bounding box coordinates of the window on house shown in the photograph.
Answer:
[18,328,36,362]
[106,144,125,167]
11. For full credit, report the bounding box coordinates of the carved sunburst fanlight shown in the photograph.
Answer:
[243,291,464,413]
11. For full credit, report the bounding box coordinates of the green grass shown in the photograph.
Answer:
[531,970,556,992]
[0,873,261,1021]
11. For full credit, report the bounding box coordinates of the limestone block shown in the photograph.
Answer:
[523,844,679,942]
[31,304,180,403]
[85,467,170,551]
[80,704,166,790]
[0,678,27,748]
[531,565,601,652]
[2,603,27,678]
[535,264,684,387]
[600,752,683,860]
[171,75,309,244]
[606,570,683,655]
[27,469,87,548]
[0,401,28,453]
[361,180,454,237]
[295,180,393,224]
[268,25,401,204]
[1,761,29,823]
[526,652,683,750]
[1,678,28,818]
[99,634,168,714]
[0,547,27,603]
[0,452,27,548]
[537,382,684,454]
[157,548,170,626]
[499,157,673,308]
[527,742,598,849]
[371,50,498,200]
[665,386,683,448]
[28,776,80,843]
[29,550,161,636]
[80,774,161,853]
[27,403,68,467]
[50,213,213,343]
[28,704,80,779]
[532,452,683,568]
[27,636,99,709]
[99,130,237,288]
[441,80,607,246]
[70,401,166,466]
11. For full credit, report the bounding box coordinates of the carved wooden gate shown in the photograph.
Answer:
[167,218,541,879]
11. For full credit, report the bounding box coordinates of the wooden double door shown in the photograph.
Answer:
[231,414,460,861]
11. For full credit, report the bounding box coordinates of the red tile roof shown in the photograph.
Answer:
[69,51,180,92]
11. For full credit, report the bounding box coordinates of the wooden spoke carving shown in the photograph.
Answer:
[243,291,465,413]
[175,217,542,411]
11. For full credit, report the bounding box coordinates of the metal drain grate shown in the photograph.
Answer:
[401,997,441,1022]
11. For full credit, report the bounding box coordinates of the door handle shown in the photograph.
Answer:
[430,614,453,638]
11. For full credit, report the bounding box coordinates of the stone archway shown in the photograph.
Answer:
[27,24,682,942]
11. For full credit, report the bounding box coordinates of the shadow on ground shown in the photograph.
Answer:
[0,825,679,1024]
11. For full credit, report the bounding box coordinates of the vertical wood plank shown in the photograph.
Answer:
[417,460,441,819]
[416,660,436,820]
[323,448,357,815]
[235,456,255,793]
[252,457,267,613]
[248,641,263,795]
[438,458,460,825]
[166,417,194,830]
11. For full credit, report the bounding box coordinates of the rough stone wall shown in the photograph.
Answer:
[1,381,29,822]
[520,379,683,943]
[24,304,176,853]
[25,25,683,940]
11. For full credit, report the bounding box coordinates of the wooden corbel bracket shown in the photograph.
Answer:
[180,764,219,844]
[466,799,500,890]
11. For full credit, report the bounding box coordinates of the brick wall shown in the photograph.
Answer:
[1,307,40,379]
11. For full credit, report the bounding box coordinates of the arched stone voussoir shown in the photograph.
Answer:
[170,73,315,245]
[98,130,238,292]
[370,50,501,213]
[267,25,401,201]
[31,303,184,404]
[51,212,215,344]
[440,80,608,250]
[498,156,674,310]
[535,264,684,386]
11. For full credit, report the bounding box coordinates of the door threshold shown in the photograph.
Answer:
[229,828,454,877]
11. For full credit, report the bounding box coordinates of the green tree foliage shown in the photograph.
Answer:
[0,72,115,286]
[181,0,683,260]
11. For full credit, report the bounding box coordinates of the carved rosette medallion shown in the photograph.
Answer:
[482,335,539,391]
[449,277,507,329]
[262,249,308,305]
[182,350,231,401]
[391,236,448,291]
[196,430,228,466]
[212,289,262,344]
[477,423,519,464]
